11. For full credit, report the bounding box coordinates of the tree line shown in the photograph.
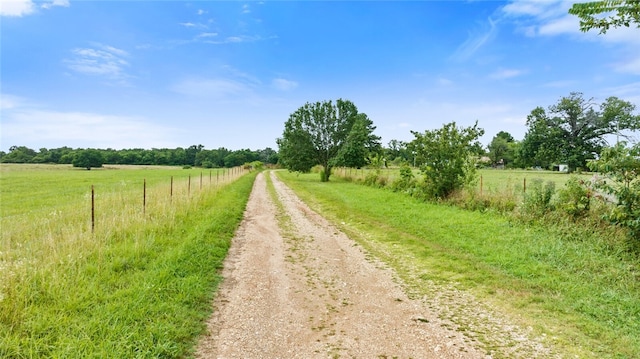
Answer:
[0,145,279,169]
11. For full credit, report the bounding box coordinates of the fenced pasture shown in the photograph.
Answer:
[335,167,594,196]
[0,163,254,358]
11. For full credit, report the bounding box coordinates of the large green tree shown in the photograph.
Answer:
[277,99,380,182]
[72,149,104,170]
[520,92,639,171]
[487,131,517,167]
[569,0,640,33]
[409,121,484,199]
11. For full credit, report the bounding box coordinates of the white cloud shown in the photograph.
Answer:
[41,0,69,10]
[599,26,640,45]
[603,82,640,106]
[489,68,527,80]
[1,107,180,150]
[502,0,567,19]
[437,77,454,86]
[537,14,581,36]
[180,22,208,29]
[500,0,640,75]
[272,78,298,91]
[612,56,640,75]
[172,78,253,98]
[65,43,131,84]
[242,4,250,14]
[1,0,68,16]
[0,93,28,110]
[0,0,34,16]
[197,9,206,15]
[202,34,268,45]
[197,32,218,38]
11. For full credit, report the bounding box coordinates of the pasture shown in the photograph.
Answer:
[336,166,594,196]
[0,164,255,358]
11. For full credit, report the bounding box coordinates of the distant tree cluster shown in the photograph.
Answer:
[0,145,279,169]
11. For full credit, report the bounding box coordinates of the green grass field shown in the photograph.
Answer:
[3,164,637,358]
[277,170,640,359]
[476,168,594,195]
[0,164,255,358]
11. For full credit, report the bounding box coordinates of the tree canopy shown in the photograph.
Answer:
[72,149,104,170]
[519,92,639,171]
[487,131,517,167]
[569,0,640,33]
[277,99,381,181]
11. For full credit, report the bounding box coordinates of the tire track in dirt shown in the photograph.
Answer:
[195,171,487,358]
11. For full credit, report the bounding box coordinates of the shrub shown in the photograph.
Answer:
[588,143,640,250]
[556,176,592,219]
[520,179,556,219]
[363,170,380,187]
[390,165,416,193]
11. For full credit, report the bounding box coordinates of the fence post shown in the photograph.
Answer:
[523,178,527,193]
[91,185,95,233]
[200,172,203,190]
[188,175,191,196]
[143,179,146,215]
[170,176,173,203]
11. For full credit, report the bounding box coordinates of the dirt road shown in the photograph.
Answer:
[195,172,539,358]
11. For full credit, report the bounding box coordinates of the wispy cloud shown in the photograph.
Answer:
[0,93,28,110]
[180,22,210,30]
[65,43,131,85]
[451,17,498,62]
[197,32,218,39]
[612,56,640,75]
[202,34,274,45]
[242,4,250,14]
[172,78,254,98]
[437,77,454,86]
[272,78,298,91]
[489,68,527,80]
[41,0,69,10]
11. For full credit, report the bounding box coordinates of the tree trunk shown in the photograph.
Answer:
[322,166,331,182]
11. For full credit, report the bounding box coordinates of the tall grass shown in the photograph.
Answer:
[277,170,640,359]
[0,164,255,358]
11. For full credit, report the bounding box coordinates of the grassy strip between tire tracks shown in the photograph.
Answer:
[276,170,640,359]
[0,171,257,358]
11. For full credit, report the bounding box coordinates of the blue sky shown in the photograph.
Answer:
[1,0,639,152]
